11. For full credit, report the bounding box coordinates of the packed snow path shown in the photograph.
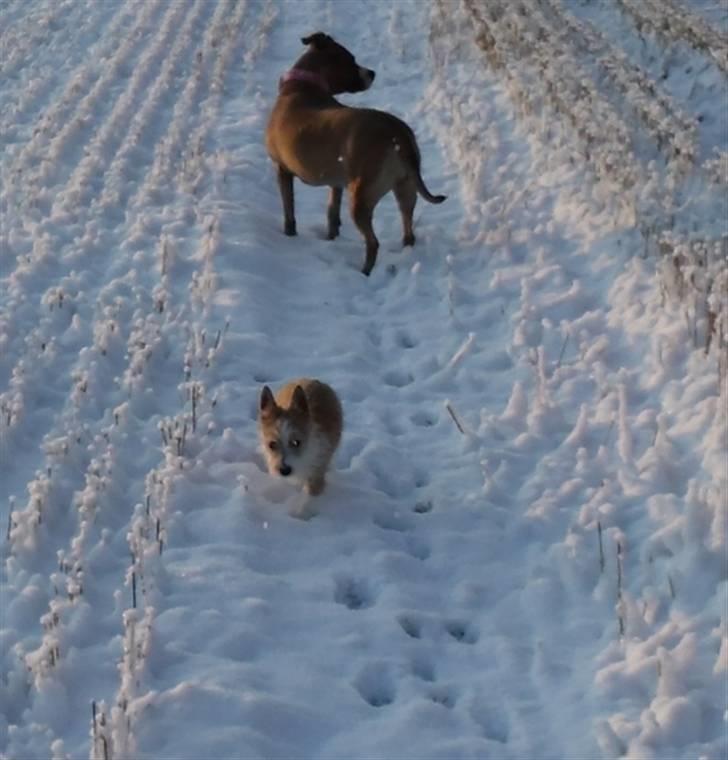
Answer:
[1,1,725,759]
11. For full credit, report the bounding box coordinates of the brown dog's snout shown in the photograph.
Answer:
[362,68,376,89]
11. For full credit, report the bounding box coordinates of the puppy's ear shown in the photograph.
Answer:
[259,385,277,418]
[301,32,331,50]
[290,385,309,416]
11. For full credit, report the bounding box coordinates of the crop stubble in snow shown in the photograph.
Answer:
[1,1,726,759]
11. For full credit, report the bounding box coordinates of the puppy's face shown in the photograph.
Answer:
[300,32,376,94]
[258,385,311,478]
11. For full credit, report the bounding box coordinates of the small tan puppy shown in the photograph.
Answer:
[258,378,343,496]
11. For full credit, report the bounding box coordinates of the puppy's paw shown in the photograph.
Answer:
[305,476,325,496]
[290,507,316,520]
[289,493,317,520]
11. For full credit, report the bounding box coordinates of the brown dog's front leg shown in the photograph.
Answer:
[277,165,296,236]
[327,187,343,240]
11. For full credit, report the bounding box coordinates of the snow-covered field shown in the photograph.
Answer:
[1,0,726,758]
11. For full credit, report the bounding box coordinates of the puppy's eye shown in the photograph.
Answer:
[289,438,301,449]
[268,441,278,451]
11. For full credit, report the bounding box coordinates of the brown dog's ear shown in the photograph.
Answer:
[301,32,331,50]
[259,385,277,418]
[290,385,309,416]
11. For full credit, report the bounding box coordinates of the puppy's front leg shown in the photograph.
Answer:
[305,473,326,496]
[289,491,317,520]
[277,165,297,236]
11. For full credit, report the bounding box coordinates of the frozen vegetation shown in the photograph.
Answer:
[1,0,726,758]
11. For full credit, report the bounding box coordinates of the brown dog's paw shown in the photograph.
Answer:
[284,220,297,236]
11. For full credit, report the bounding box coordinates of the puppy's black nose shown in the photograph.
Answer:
[368,69,376,81]
[279,464,292,477]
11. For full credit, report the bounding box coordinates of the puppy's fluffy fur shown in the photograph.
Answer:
[258,378,343,496]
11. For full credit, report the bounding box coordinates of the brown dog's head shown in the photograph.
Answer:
[296,32,376,94]
[258,384,312,478]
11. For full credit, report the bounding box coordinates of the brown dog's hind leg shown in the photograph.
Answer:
[277,165,297,236]
[394,178,417,247]
[327,186,343,240]
[349,183,379,276]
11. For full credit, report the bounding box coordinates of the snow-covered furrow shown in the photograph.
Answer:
[537,0,697,166]
[427,1,725,756]
[463,0,641,208]
[95,214,228,760]
[85,4,265,756]
[463,0,725,336]
[0,261,137,501]
[690,0,728,28]
[428,2,609,752]
[0,260,107,487]
[2,4,255,756]
[3,308,191,758]
[425,3,509,242]
[172,0,277,198]
[0,0,168,388]
[558,2,727,348]
[89,0,217,218]
[3,0,164,215]
[0,0,100,82]
[87,221,232,760]
[98,257,230,760]
[703,150,728,186]
[4,1,241,555]
[0,1,119,141]
[0,0,27,36]
[52,0,205,218]
[238,0,278,83]
[123,0,258,321]
[567,2,726,172]
[617,0,728,74]
[131,0,244,209]
[1,0,214,488]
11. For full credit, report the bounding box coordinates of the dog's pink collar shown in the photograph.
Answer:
[279,68,329,93]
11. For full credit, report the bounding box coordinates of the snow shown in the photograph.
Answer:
[1,0,726,759]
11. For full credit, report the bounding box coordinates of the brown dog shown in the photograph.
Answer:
[265,32,446,275]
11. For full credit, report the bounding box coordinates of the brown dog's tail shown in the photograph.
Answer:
[416,174,447,204]
[398,121,447,204]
